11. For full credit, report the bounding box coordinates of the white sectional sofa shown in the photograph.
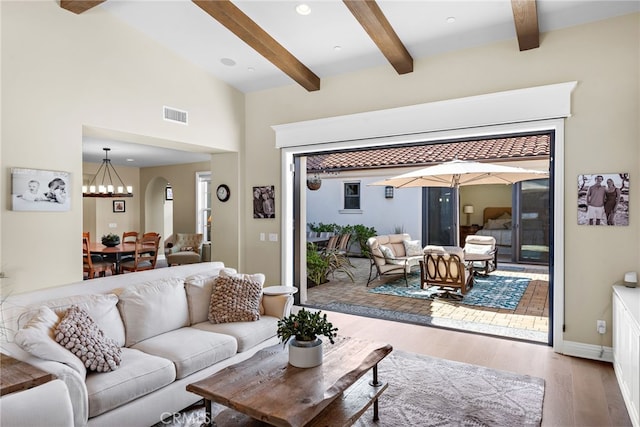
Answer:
[0,262,293,427]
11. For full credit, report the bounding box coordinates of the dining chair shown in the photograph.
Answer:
[83,236,115,279]
[82,231,105,264]
[120,232,161,273]
[119,231,139,263]
[336,233,351,255]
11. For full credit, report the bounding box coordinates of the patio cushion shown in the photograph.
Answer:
[403,240,423,256]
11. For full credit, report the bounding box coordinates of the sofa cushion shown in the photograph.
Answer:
[17,294,125,347]
[208,276,262,324]
[192,316,278,353]
[131,327,238,379]
[14,306,87,378]
[54,305,122,372]
[117,278,189,347]
[85,347,176,418]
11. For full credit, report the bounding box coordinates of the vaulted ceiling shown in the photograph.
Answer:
[61,1,638,93]
[68,1,637,165]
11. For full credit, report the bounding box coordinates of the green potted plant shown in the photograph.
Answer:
[101,233,120,247]
[277,308,338,368]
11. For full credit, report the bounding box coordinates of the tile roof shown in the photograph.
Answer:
[307,134,550,173]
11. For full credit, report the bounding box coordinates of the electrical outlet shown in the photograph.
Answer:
[596,320,606,334]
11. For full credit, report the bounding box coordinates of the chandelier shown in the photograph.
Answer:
[83,148,133,198]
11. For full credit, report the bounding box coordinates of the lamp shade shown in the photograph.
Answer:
[463,205,474,214]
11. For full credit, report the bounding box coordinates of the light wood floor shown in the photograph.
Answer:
[317,309,632,427]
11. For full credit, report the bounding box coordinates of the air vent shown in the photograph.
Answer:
[163,106,188,125]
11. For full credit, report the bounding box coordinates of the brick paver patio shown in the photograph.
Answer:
[303,256,550,342]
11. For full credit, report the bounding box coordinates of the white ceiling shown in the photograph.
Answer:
[81,0,639,166]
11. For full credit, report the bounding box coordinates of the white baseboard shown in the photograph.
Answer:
[561,340,613,363]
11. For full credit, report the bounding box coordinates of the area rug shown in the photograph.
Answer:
[156,350,545,426]
[368,273,531,310]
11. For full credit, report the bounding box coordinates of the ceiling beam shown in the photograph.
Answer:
[343,0,413,75]
[192,0,320,92]
[59,0,106,14]
[511,0,540,51]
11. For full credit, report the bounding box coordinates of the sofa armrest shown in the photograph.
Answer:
[262,294,293,319]
[1,379,74,427]
[2,344,88,427]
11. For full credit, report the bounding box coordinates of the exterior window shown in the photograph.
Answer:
[196,172,211,242]
[344,182,360,209]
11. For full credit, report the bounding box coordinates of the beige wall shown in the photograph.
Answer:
[140,161,212,241]
[243,14,639,346]
[1,2,244,291]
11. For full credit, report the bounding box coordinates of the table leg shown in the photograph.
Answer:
[204,399,212,427]
[114,253,122,275]
[369,364,383,421]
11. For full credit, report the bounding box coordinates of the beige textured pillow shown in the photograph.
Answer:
[219,269,266,315]
[208,276,262,324]
[54,305,122,372]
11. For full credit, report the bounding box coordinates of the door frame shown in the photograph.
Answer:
[276,82,575,352]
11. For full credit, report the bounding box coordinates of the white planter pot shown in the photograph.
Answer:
[288,338,323,368]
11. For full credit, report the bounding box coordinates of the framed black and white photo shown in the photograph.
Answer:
[165,186,173,200]
[113,200,126,213]
[253,185,275,219]
[577,173,629,226]
[11,167,71,212]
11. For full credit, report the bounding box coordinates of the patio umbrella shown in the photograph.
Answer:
[370,159,549,245]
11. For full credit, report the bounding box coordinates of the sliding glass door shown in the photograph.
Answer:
[423,187,456,246]
[515,179,550,264]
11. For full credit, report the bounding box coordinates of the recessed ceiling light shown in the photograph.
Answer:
[296,4,311,15]
[333,45,342,52]
[446,16,456,24]
[247,66,255,72]
[126,158,134,162]
[220,58,236,66]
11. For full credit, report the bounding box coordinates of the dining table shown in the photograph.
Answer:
[88,241,155,274]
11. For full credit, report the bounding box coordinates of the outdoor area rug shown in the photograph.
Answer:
[155,350,545,427]
[368,273,531,310]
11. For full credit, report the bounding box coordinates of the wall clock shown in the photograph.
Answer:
[216,184,230,202]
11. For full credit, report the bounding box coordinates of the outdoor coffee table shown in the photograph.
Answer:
[186,336,392,427]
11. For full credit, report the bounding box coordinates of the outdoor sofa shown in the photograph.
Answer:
[0,262,292,427]
[366,233,424,286]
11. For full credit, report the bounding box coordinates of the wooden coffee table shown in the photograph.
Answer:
[186,336,392,427]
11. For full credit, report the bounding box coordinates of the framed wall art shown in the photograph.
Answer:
[113,200,126,213]
[11,167,71,212]
[253,185,275,218]
[577,173,629,226]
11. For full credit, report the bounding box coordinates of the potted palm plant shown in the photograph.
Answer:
[277,308,338,368]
